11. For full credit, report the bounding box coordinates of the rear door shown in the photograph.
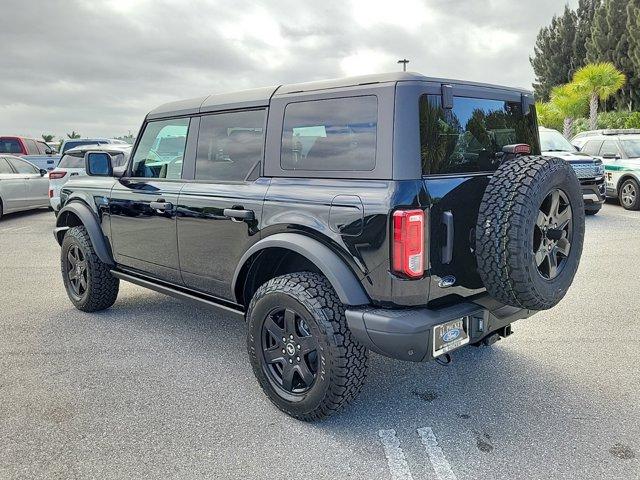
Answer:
[109,117,193,284]
[419,86,540,302]
[177,109,269,300]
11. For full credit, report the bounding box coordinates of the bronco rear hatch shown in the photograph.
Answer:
[419,84,540,304]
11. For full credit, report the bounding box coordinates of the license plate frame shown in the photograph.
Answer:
[432,316,470,357]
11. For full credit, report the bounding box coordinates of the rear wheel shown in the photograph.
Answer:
[247,272,368,420]
[61,226,119,312]
[620,178,640,210]
[476,156,585,311]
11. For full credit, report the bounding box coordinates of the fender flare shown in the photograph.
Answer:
[232,233,370,306]
[55,201,115,266]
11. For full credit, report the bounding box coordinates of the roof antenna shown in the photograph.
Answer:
[397,59,410,72]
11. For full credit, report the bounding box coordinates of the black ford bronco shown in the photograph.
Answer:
[54,73,585,420]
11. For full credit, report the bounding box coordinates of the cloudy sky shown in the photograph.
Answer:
[1,0,577,140]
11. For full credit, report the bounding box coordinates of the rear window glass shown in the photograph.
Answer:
[59,151,128,169]
[0,139,22,154]
[419,94,540,175]
[281,96,377,171]
[58,154,84,168]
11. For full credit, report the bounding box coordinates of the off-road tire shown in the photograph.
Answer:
[476,156,585,311]
[61,226,119,312]
[619,178,640,210]
[247,272,368,421]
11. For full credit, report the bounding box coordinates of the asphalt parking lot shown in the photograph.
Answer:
[1,203,639,480]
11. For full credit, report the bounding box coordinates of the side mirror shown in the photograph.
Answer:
[39,169,47,177]
[85,151,113,176]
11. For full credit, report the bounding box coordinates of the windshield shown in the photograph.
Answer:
[539,129,576,152]
[621,139,640,158]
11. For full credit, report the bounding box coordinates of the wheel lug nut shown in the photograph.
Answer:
[297,345,300,350]
[282,337,286,342]
[288,359,293,364]
[296,356,300,362]
[289,335,294,340]
[282,349,286,354]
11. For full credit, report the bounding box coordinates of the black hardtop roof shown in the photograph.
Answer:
[147,72,534,120]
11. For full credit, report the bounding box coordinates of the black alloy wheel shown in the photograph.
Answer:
[66,243,88,299]
[261,307,318,395]
[533,188,573,280]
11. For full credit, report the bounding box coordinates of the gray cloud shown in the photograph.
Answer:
[0,0,577,139]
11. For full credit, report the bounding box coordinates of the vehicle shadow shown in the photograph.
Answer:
[0,207,52,223]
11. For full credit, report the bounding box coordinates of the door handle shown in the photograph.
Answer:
[223,208,254,221]
[150,200,173,211]
[441,210,454,265]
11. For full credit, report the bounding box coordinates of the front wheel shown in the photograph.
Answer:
[61,226,119,312]
[247,272,368,421]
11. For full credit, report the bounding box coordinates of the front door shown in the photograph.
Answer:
[110,117,193,284]
[0,157,26,211]
[177,109,269,300]
[6,156,48,207]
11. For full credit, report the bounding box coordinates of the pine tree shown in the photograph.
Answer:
[587,0,640,110]
[530,6,577,101]
[627,0,640,103]
[572,0,600,72]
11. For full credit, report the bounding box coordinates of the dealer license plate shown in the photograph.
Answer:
[433,317,469,357]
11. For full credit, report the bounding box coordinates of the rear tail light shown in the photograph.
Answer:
[392,209,425,278]
[49,170,67,180]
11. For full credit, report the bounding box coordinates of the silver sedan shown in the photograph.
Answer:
[0,155,50,220]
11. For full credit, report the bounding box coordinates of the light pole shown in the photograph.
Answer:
[397,59,410,72]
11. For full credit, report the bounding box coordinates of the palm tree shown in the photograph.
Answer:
[573,62,626,130]
[550,84,588,139]
[535,101,563,131]
[66,131,81,139]
[41,134,55,142]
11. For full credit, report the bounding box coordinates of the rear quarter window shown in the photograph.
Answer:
[280,96,377,172]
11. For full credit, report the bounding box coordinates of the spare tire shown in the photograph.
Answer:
[475,156,585,310]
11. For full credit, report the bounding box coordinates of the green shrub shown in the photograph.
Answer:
[597,111,632,129]
[624,112,640,129]
[572,118,590,135]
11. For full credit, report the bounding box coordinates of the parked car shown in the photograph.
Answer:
[539,127,605,215]
[54,72,585,420]
[576,129,640,210]
[0,136,60,171]
[49,144,132,212]
[0,155,49,220]
[59,138,128,155]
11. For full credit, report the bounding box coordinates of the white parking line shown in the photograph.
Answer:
[417,427,457,480]
[378,429,414,480]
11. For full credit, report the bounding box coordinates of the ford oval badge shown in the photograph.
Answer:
[438,275,456,288]
[442,329,461,342]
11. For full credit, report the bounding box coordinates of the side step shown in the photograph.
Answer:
[110,270,245,317]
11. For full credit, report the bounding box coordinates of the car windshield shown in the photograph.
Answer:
[540,129,576,152]
[620,139,640,158]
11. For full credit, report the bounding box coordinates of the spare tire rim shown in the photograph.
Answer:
[621,182,636,207]
[261,307,318,395]
[533,188,573,280]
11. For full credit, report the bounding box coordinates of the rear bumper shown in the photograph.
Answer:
[345,294,535,362]
[581,177,605,209]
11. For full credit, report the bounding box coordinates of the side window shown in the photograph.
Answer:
[582,140,603,156]
[281,96,377,171]
[0,139,22,154]
[195,110,265,182]
[37,141,52,154]
[419,94,540,175]
[600,140,620,157]
[0,158,13,174]
[130,118,190,179]
[24,139,39,155]
[8,157,39,174]
[58,153,84,169]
